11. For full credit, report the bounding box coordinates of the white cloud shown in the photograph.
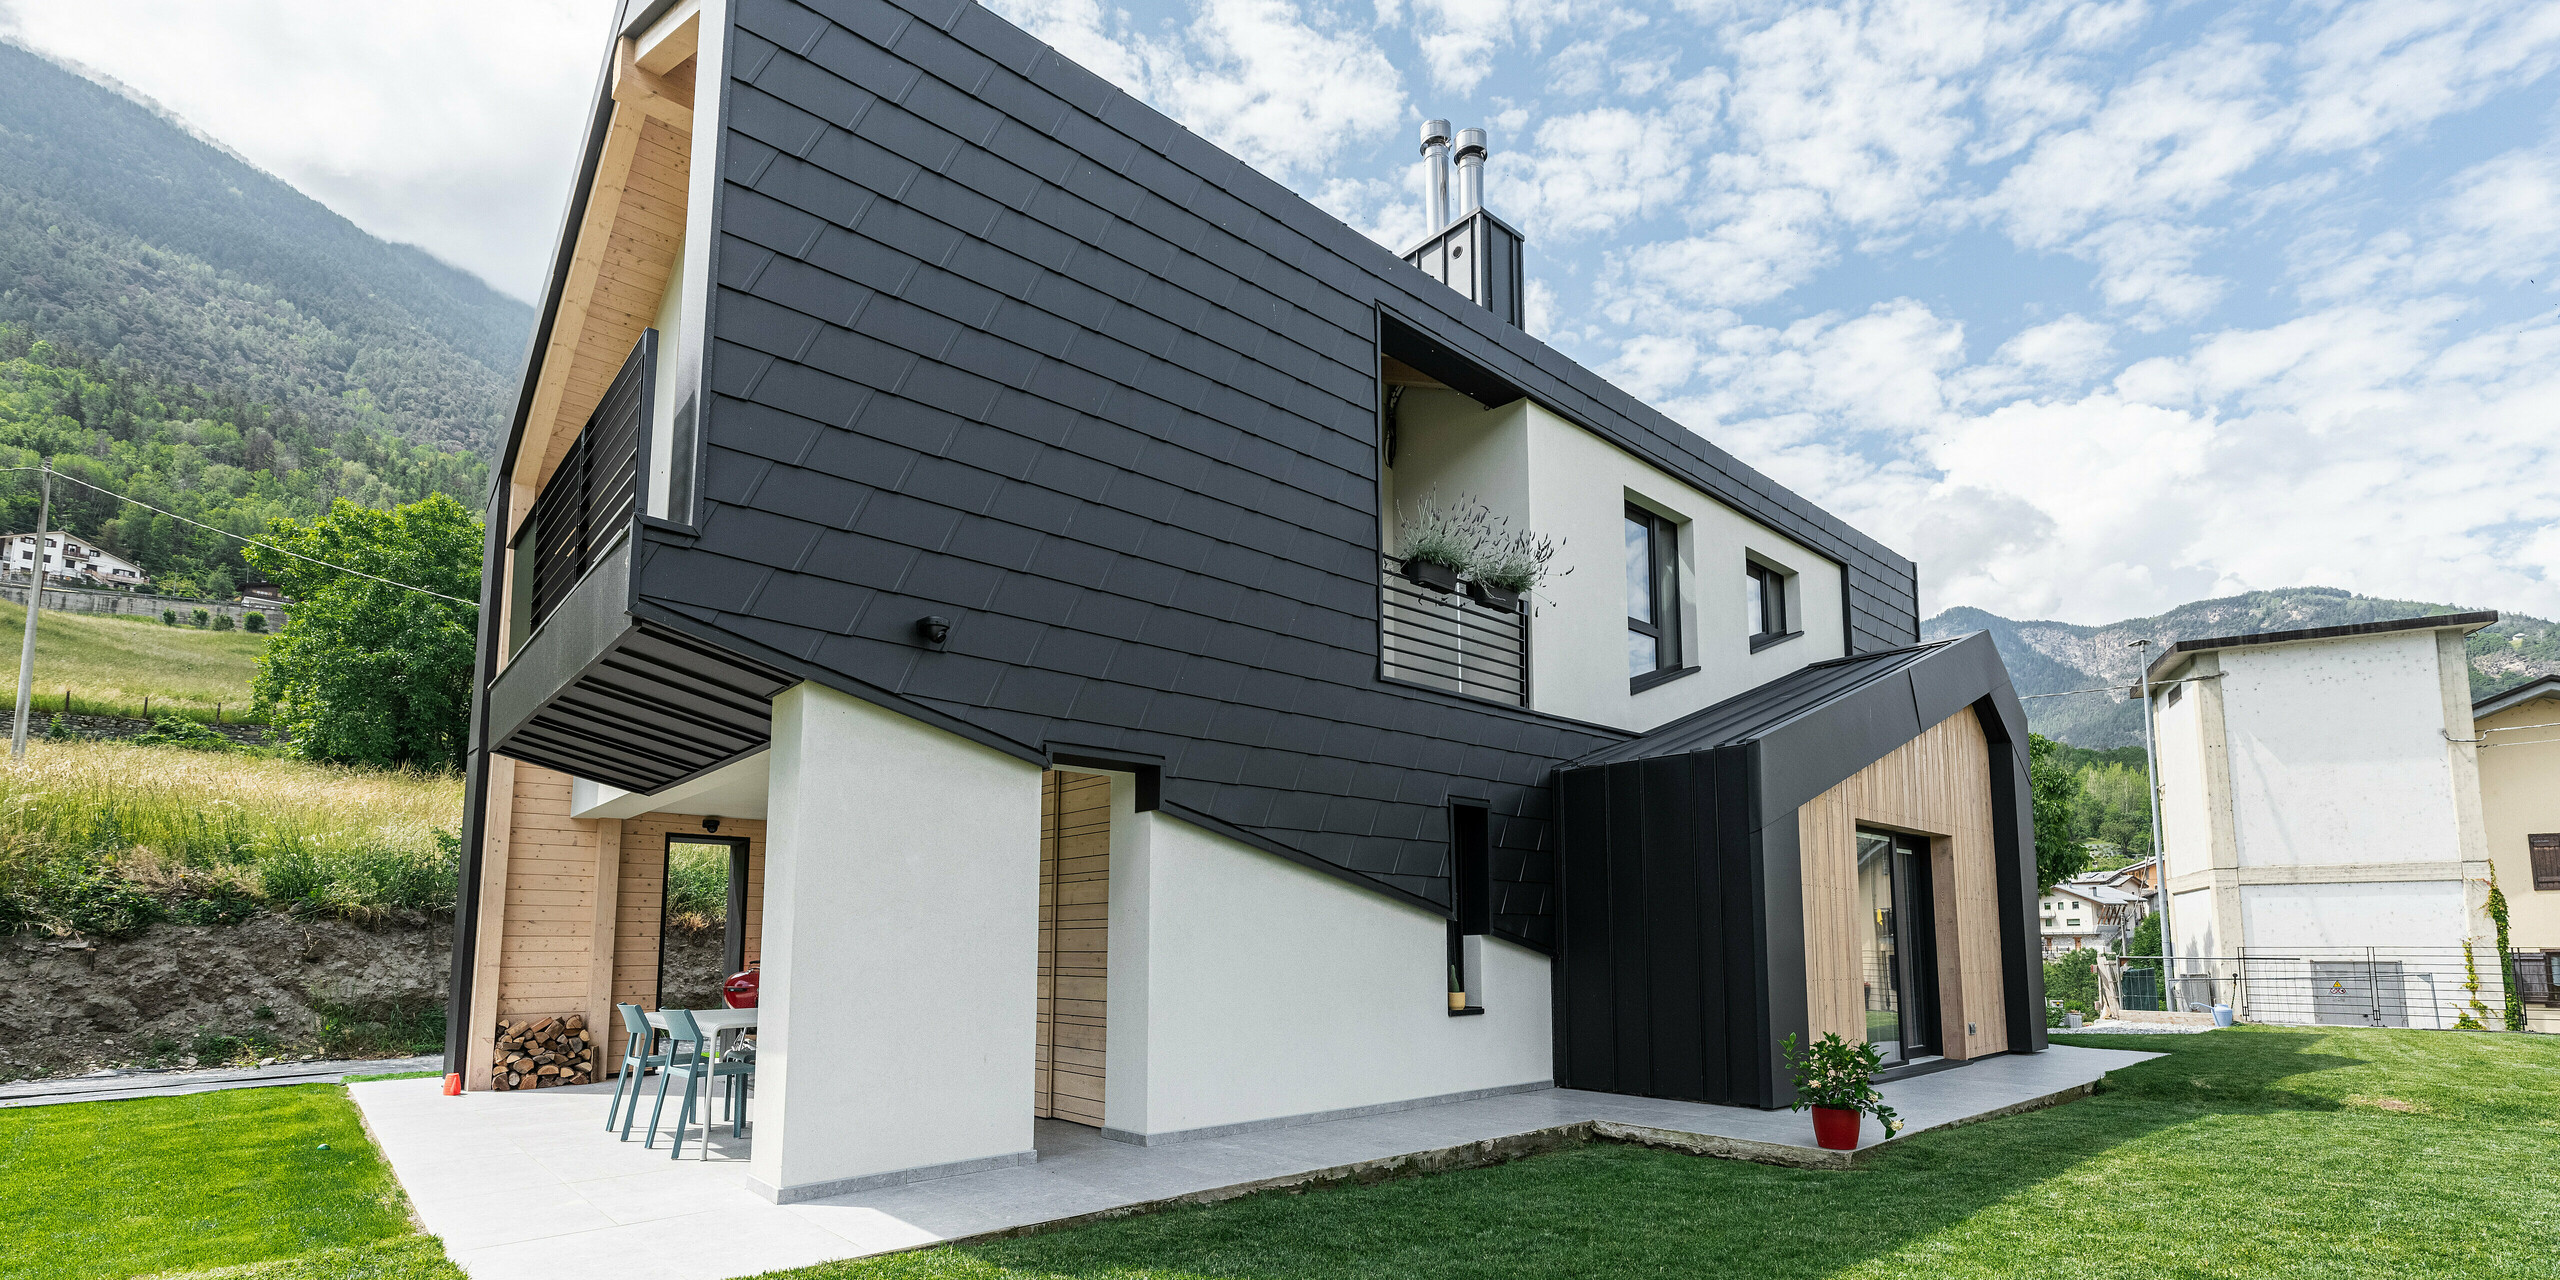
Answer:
[7,0,600,300]
[2289,0,2560,154]
[2296,138,2560,301]
[1404,0,1574,95]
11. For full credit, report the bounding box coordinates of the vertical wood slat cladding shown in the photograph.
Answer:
[613,813,770,1019]
[1035,770,1109,1126]
[1795,709,2007,1058]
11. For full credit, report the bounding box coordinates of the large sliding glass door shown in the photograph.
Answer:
[1855,829,1941,1064]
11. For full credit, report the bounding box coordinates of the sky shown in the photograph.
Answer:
[5,0,2558,626]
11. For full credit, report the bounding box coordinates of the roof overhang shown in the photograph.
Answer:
[2143,610,2498,684]
[2475,674,2560,719]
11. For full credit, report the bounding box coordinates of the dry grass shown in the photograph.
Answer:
[0,598,269,722]
[0,740,462,928]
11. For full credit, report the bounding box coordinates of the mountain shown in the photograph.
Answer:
[0,40,531,456]
[1925,587,2560,747]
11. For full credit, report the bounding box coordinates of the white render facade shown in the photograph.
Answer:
[2147,613,2498,1022]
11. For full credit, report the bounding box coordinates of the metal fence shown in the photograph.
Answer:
[2113,949,2506,1029]
[1379,557,1529,705]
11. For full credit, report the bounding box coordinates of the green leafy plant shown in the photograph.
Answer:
[243,612,266,634]
[309,992,447,1058]
[190,609,210,628]
[29,857,163,937]
[2028,734,2092,894]
[44,712,71,741]
[1781,1032,1902,1134]
[212,613,235,632]
[2488,866,2523,1032]
[160,609,177,626]
[2455,940,2490,1030]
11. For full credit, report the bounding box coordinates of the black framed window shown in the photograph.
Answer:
[1625,506,1680,682]
[1747,561,1787,639]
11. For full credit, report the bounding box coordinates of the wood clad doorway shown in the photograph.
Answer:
[1034,770,1108,1126]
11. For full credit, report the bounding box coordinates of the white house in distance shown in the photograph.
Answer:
[2144,612,2498,1026]
[2475,675,2560,1032]
[3,531,150,589]
[2041,877,2145,957]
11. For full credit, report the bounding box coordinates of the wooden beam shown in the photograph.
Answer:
[634,1,701,76]
[588,817,624,1074]
[465,756,518,1091]
[614,35,694,128]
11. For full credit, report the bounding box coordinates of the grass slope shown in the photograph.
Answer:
[0,600,265,722]
[0,1085,414,1280]
[11,1028,2550,1280]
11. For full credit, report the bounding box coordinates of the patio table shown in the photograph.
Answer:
[645,1006,757,1147]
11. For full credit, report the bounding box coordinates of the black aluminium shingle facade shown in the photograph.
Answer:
[548,0,1921,952]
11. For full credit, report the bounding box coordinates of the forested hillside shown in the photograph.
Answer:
[0,40,530,455]
[0,323,485,597]
[1928,587,2560,747]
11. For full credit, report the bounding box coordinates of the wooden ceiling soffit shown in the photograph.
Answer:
[511,40,695,522]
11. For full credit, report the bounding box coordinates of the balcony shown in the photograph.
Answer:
[486,333,792,794]
[1380,556,1529,706]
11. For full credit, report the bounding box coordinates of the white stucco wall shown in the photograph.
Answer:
[646,226,688,519]
[1381,388,1847,733]
[2169,887,2218,960]
[749,683,1044,1200]
[1105,798,1552,1138]
[2238,880,2469,950]
[2152,676,2212,889]
[2220,632,2464,870]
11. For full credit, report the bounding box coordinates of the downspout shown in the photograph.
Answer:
[442,484,512,1077]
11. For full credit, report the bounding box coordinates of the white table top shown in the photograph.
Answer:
[646,1007,757,1034]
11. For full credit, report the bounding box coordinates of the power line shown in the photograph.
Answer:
[0,465,474,605]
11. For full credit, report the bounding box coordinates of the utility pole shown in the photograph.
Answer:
[12,461,49,758]
[2129,637,2174,1008]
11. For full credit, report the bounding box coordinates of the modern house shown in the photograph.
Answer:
[444,0,2047,1205]
[3,531,149,589]
[2144,612,2500,1025]
[2475,675,2560,1030]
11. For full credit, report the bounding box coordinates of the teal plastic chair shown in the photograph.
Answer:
[643,1007,753,1159]
[607,1003,670,1139]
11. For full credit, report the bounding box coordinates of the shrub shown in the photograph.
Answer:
[2044,956,2100,1019]
[133,715,230,752]
[189,1028,242,1064]
[190,609,209,628]
[45,713,72,742]
[257,837,457,917]
[161,610,176,626]
[212,613,235,632]
[243,612,266,633]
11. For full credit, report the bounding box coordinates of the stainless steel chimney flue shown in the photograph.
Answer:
[1454,127,1487,217]
[1420,119,1453,231]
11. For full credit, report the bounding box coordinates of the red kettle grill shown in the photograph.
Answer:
[721,963,760,1009]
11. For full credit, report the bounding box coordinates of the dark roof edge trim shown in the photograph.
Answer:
[2146,610,2500,682]
[2475,674,2560,718]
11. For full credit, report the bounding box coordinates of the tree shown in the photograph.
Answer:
[244,494,480,771]
[2125,910,2163,961]
[2029,733,2091,894]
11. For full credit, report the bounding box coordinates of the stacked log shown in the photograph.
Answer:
[492,1014,598,1090]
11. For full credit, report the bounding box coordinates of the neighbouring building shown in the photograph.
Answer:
[446,0,2048,1205]
[3,531,149,589]
[2475,675,2560,1032]
[2145,613,2499,1026]
[2041,877,2144,956]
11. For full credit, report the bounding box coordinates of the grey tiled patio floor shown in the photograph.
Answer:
[352,1044,2157,1280]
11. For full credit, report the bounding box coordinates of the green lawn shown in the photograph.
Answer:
[0,1086,415,1280]
[3,1028,2553,1280]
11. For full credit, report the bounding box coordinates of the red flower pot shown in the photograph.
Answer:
[1811,1106,1861,1151]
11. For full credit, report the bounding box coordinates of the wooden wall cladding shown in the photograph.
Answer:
[1035,770,1109,1127]
[614,813,769,1015]
[1796,708,2008,1059]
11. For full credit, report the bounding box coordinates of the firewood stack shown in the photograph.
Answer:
[492,1014,598,1090]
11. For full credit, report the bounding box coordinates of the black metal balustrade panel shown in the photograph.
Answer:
[524,332,654,635]
[1380,557,1529,706]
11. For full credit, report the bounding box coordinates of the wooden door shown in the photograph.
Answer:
[1034,770,1109,1125]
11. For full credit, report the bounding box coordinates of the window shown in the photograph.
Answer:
[1747,560,1789,643]
[1624,505,1680,684]
[2532,833,2560,891]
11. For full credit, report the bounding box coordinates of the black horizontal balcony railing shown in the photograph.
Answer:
[520,331,654,638]
[1380,556,1529,706]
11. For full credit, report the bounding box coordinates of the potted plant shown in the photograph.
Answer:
[1448,965,1467,1012]
[1781,1032,1902,1151]
[1396,489,1482,594]
[1465,520,1568,611]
